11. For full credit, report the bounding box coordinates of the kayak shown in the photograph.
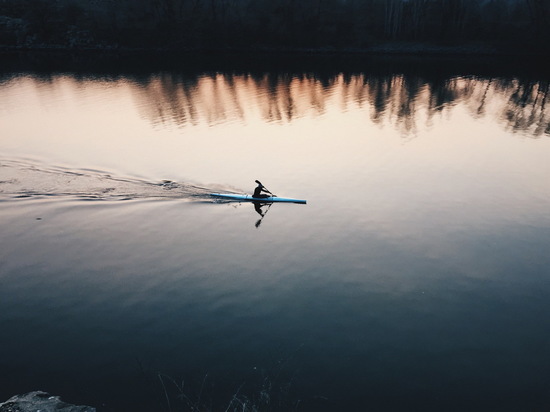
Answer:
[211,193,306,204]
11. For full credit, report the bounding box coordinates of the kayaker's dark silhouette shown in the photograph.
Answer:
[252,180,273,199]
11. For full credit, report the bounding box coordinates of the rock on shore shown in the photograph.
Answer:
[0,391,95,412]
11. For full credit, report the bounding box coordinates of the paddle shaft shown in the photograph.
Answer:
[258,181,274,196]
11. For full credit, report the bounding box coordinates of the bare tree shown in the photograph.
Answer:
[384,0,403,39]
[408,0,429,40]
[525,0,550,42]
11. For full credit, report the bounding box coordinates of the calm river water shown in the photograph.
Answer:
[1,53,549,411]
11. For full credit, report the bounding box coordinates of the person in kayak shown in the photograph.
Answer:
[252,180,273,199]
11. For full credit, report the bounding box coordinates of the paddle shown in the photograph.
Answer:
[255,180,275,197]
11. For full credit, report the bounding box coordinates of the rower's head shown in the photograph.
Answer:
[255,180,261,185]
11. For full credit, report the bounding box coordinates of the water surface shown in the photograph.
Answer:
[1,53,549,411]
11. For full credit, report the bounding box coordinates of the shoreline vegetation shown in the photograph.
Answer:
[1,0,549,58]
[2,43,549,70]
[0,42,539,58]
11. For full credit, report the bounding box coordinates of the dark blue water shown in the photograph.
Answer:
[1,53,549,411]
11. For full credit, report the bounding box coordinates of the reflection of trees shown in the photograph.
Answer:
[503,80,549,137]
[130,70,550,137]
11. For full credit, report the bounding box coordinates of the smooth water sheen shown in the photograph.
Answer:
[1,54,549,411]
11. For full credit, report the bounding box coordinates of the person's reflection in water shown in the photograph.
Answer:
[253,201,272,228]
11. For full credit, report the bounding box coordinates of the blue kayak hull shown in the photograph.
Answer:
[211,193,306,204]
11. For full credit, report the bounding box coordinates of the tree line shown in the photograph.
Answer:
[0,0,549,52]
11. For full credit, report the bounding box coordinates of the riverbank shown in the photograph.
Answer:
[2,43,549,82]
[1,40,548,58]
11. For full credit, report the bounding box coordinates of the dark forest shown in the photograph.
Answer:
[1,0,549,54]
